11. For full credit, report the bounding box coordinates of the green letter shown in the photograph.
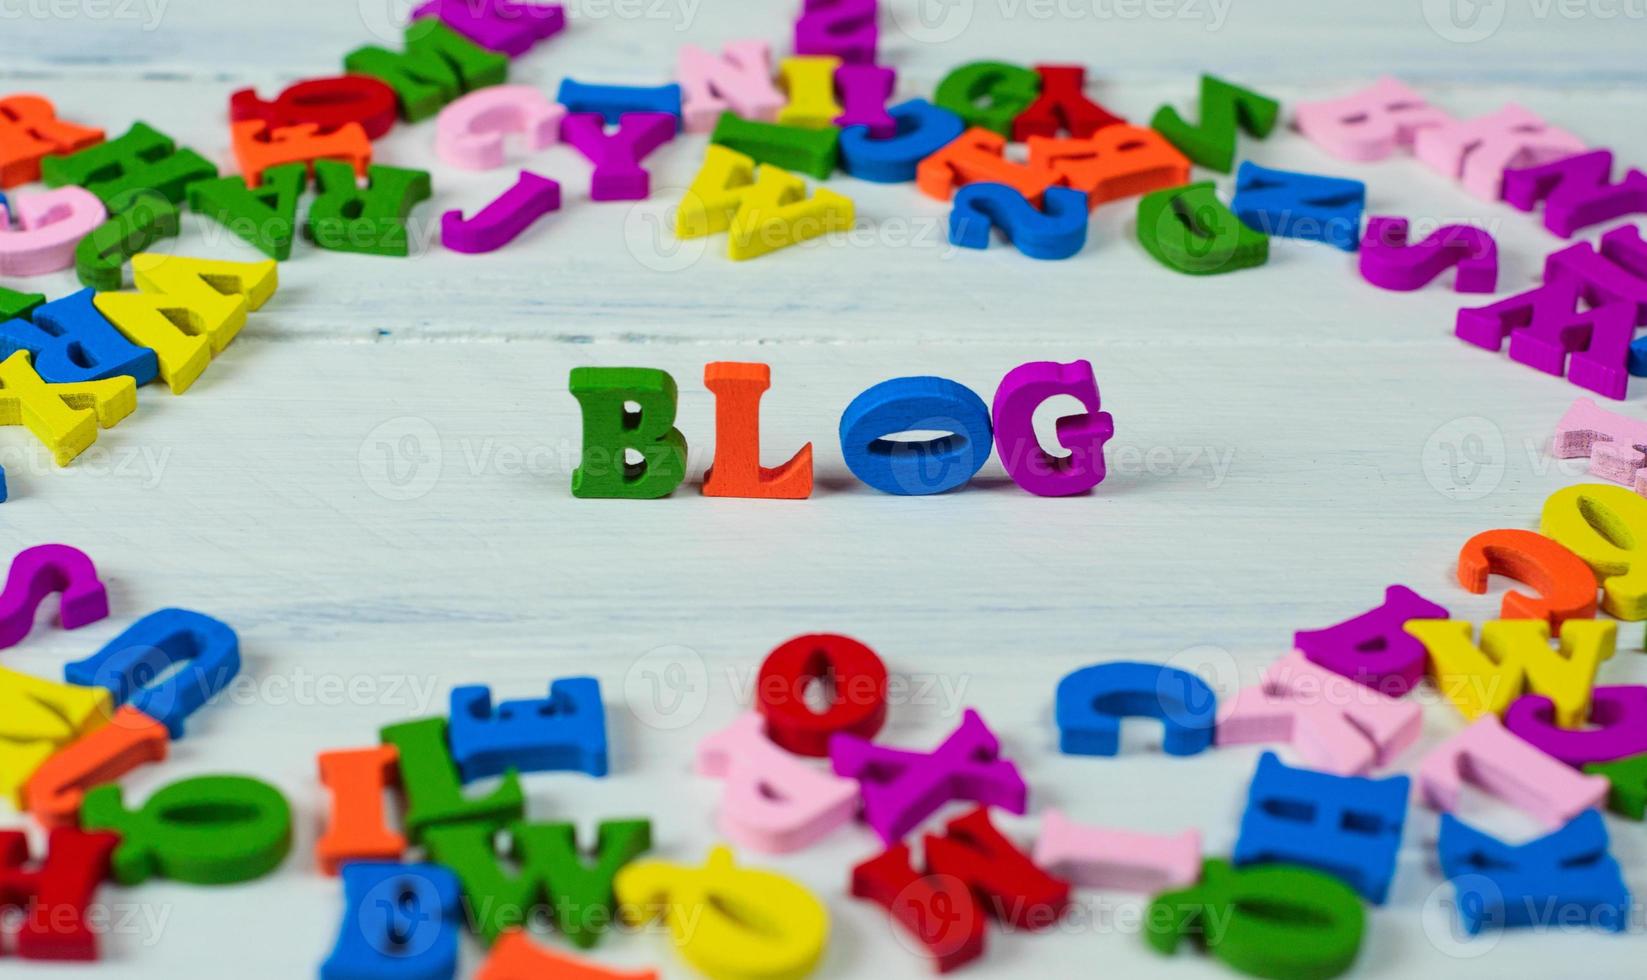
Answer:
[188,164,307,261]
[425,819,650,946]
[380,717,523,842]
[345,19,508,122]
[570,367,688,499]
[1147,859,1365,980]
[306,162,431,257]
[1137,182,1269,276]
[81,775,292,885]
[933,61,1040,138]
[1151,75,1281,173]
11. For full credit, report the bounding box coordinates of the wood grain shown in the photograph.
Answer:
[3,1,1646,976]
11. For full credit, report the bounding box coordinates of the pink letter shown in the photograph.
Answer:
[1292,77,1453,161]
[1033,809,1200,892]
[1552,397,1647,493]
[1419,715,1608,827]
[1415,104,1586,201]
[1216,651,1422,775]
[0,188,106,277]
[678,41,784,133]
[435,86,562,171]
[696,713,858,853]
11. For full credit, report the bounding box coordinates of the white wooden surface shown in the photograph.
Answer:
[4,1,1647,976]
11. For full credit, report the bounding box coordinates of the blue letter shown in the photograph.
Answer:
[1234,752,1408,903]
[448,677,609,782]
[1439,808,1629,935]
[1232,162,1365,252]
[1055,661,1216,757]
[839,99,965,183]
[839,376,992,495]
[321,862,461,980]
[0,288,157,385]
[65,608,239,738]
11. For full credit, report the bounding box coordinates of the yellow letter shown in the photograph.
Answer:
[777,56,843,129]
[94,253,278,394]
[0,351,135,465]
[1542,483,1647,620]
[616,846,827,980]
[1407,618,1615,726]
[727,167,852,262]
[0,667,111,806]
[678,145,758,239]
[677,147,852,261]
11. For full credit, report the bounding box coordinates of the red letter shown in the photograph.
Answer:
[1013,65,1123,141]
[925,807,1070,930]
[851,843,986,973]
[756,633,887,757]
[229,75,399,139]
[0,828,119,960]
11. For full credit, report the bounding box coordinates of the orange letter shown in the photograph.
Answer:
[24,706,168,827]
[479,931,658,980]
[916,127,1061,204]
[1028,125,1190,208]
[316,745,406,874]
[702,362,813,499]
[231,120,371,187]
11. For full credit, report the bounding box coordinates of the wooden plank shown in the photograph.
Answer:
[2,2,1645,977]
